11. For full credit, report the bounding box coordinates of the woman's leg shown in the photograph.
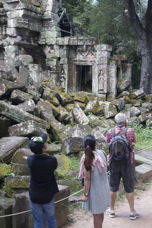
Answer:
[43,199,56,228]
[30,201,44,228]
[93,213,104,228]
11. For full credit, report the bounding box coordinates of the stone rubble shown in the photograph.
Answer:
[0,1,152,227]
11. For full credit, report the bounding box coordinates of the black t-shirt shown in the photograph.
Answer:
[27,154,59,204]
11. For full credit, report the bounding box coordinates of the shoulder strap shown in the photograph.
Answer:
[121,127,128,135]
[111,128,115,137]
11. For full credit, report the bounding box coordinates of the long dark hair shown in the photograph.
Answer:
[83,135,96,171]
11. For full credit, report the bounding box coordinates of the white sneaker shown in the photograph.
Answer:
[129,212,140,220]
[106,208,116,218]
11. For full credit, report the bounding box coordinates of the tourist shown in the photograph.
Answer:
[79,135,110,228]
[27,133,59,228]
[105,112,140,220]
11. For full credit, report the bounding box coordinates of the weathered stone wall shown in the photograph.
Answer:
[0,0,132,97]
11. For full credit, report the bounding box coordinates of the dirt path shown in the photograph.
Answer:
[65,183,152,228]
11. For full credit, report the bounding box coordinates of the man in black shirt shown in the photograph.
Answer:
[27,133,59,228]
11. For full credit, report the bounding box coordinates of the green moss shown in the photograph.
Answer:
[0,164,11,179]
[10,179,28,188]
[70,156,80,171]
[56,155,72,178]
[123,96,131,103]
[3,184,14,198]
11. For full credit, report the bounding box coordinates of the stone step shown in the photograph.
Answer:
[135,154,152,166]
[135,163,152,180]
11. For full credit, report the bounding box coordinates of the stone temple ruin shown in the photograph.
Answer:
[0,0,132,98]
[0,1,136,227]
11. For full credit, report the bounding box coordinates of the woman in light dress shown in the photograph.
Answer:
[79,135,110,228]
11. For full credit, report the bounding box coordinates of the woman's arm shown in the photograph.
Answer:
[82,170,91,201]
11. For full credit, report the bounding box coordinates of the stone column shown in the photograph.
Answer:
[40,0,61,42]
[93,44,112,97]
[4,45,19,67]
[43,44,61,86]
[40,0,62,86]
[125,63,132,86]
[107,59,117,98]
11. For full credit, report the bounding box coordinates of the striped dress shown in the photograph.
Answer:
[82,150,110,214]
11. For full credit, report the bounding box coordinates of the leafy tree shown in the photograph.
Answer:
[88,0,141,88]
[63,0,152,92]
[123,0,152,93]
[87,1,137,58]
[62,0,92,28]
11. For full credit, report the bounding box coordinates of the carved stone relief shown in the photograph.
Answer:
[98,67,106,93]
[59,64,66,89]
[76,45,94,62]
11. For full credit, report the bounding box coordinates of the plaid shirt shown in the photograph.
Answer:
[105,127,136,163]
[105,127,136,149]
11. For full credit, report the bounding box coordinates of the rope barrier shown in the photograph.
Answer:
[0,189,83,218]
[1,145,152,219]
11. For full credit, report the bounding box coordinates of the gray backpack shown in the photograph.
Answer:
[109,128,131,162]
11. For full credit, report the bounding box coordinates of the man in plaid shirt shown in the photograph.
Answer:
[105,113,140,220]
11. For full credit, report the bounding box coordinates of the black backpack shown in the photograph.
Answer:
[109,128,131,162]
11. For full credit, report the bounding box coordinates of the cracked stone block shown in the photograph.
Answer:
[135,163,152,180]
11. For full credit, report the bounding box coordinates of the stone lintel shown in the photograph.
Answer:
[15,41,38,48]
[96,44,112,52]
[7,9,41,20]
[7,19,41,32]
[74,61,93,66]
[3,1,41,14]
[56,37,96,46]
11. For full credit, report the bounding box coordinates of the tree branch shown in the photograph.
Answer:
[123,0,144,39]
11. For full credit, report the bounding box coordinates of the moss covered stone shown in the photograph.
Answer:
[49,120,69,142]
[56,155,72,178]
[70,92,89,104]
[3,176,29,197]
[0,164,11,179]
[85,100,99,114]
[4,176,29,190]
[123,96,131,104]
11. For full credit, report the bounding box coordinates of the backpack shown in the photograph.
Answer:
[108,128,131,162]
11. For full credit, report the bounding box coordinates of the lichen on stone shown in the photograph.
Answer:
[56,155,72,178]
[0,163,11,179]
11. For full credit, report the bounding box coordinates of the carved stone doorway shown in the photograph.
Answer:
[76,65,92,92]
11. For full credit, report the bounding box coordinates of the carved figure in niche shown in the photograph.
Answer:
[98,68,105,93]
[59,65,66,89]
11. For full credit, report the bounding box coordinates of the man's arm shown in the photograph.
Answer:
[50,156,58,170]
[105,129,112,143]
[127,128,136,145]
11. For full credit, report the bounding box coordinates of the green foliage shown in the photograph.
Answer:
[131,124,152,150]
[63,0,141,87]
[63,0,93,33]
[88,0,137,57]
[64,0,138,59]
[70,156,80,171]
[3,184,14,198]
